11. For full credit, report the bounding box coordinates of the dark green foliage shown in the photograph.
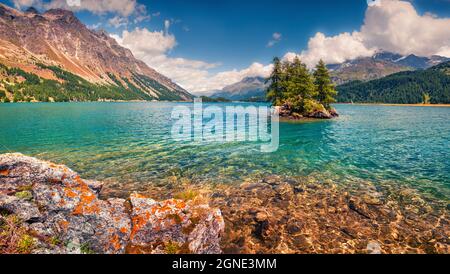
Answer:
[199,96,231,102]
[8,67,40,84]
[266,57,285,105]
[13,92,24,102]
[121,76,154,100]
[314,60,337,110]
[284,57,317,114]
[266,56,337,115]
[0,63,186,102]
[133,74,182,101]
[337,62,450,104]
[5,84,14,93]
[429,61,450,75]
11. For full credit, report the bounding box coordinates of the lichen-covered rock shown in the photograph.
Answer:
[129,193,224,254]
[0,194,42,222]
[0,153,224,254]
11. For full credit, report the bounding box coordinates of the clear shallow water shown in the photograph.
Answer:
[0,102,449,202]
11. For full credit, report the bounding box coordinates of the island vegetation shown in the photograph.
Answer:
[266,57,338,119]
[198,96,231,102]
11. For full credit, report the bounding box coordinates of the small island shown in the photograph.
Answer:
[198,96,231,103]
[266,57,339,120]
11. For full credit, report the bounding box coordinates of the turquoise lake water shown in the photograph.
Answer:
[0,102,449,202]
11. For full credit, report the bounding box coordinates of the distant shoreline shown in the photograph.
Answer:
[336,103,450,108]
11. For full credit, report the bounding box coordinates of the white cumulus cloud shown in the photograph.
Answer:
[291,0,450,68]
[112,27,176,57]
[12,0,145,17]
[361,0,450,57]
[111,27,272,93]
[297,32,376,67]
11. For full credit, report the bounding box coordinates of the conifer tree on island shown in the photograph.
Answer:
[266,57,285,106]
[266,56,338,119]
[284,57,317,114]
[314,59,337,110]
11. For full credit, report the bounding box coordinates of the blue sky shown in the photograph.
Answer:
[56,0,449,71]
[128,0,371,71]
[4,0,450,92]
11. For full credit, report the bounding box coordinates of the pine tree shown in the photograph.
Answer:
[266,57,285,106]
[285,57,316,113]
[314,59,337,110]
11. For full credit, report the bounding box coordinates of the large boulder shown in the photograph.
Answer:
[329,108,340,118]
[306,109,333,119]
[0,153,224,254]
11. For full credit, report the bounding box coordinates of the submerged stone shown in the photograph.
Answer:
[209,175,449,254]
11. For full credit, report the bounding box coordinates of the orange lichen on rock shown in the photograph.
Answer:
[72,193,99,215]
[70,185,99,215]
[0,153,224,254]
[64,188,78,198]
[59,220,69,232]
[109,234,122,252]
[62,176,102,216]
[120,227,129,234]
[130,213,150,239]
[0,169,9,176]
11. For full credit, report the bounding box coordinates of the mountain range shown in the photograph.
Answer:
[329,51,449,84]
[210,51,449,101]
[337,61,450,104]
[211,76,269,101]
[0,4,192,102]
[1,3,448,104]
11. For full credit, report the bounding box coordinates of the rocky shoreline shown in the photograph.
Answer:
[275,104,339,120]
[0,154,224,254]
[1,154,448,254]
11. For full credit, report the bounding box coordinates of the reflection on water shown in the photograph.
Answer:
[0,102,449,203]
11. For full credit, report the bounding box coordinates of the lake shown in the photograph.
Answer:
[0,102,449,204]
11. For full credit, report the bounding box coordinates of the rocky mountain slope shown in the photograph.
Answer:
[373,51,450,70]
[329,51,449,85]
[211,76,269,101]
[0,4,192,102]
[329,57,412,85]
